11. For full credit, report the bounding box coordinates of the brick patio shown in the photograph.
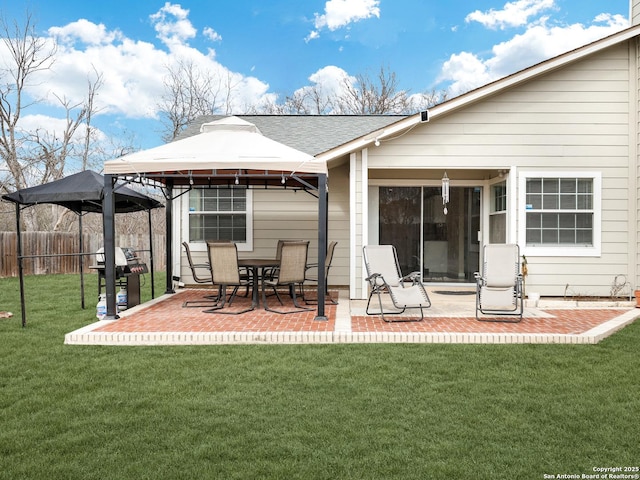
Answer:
[64,288,639,345]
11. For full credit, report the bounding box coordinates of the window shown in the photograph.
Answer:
[187,188,252,248]
[490,181,507,243]
[519,172,600,256]
[492,182,507,213]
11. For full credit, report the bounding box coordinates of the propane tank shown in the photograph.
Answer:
[96,294,107,320]
[116,287,128,310]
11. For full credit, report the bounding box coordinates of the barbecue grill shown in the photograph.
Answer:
[94,247,149,308]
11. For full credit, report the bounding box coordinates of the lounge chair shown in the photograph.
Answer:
[363,245,431,322]
[203,242,253,314]
[474,243,523,322]
[262,241,313,314]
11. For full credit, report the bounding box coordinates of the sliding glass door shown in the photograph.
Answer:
[378,186,481,283]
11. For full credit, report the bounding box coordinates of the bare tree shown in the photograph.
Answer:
[411,88,449,111]
[0,11,56,194]
[336,66,411,114]
[0,12,117,232]
[157,58,224,142]
[81,67,104,171]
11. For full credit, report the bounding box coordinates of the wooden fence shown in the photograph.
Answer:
[0,232,166,277]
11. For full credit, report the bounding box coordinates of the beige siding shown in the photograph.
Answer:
[248,162,350,287]
[179,163,350,288]
[368,43,633,296]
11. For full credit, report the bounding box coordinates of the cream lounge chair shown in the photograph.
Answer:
[474,243,523,322]
[363,245,431,322]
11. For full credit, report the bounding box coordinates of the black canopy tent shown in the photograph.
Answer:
[101,117,330,321]
[2,170,164,327]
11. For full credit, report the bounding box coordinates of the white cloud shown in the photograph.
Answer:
[438,52,493,98]
[49,19,123,45]
[440,12,628,97]
[5,2,272,128]
[309,65,353,92]
[466,0,556,30]
[283,65,353,113]
[203,27,222,42]
[149,2,197,48]
[306,0,380,41]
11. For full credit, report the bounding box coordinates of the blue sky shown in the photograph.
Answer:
[0,0,630,154]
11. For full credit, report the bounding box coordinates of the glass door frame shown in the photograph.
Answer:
[368,179,485,285]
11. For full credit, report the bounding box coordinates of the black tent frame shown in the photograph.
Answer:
[2,170,164,327]
[102,170,329,321]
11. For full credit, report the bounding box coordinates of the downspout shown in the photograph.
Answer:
[629,38,639,291]
[349,152,357,299]
[361,148,369,300]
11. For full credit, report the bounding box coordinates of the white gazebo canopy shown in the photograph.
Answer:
[101,116,330,321]
[104,116,327,179]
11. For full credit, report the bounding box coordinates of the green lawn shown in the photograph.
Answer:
[0,273,638,479]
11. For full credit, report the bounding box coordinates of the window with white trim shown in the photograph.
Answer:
[188,188,252,247]
[519,172,601,256]
[490,181,507,243]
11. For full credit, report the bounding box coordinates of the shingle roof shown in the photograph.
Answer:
[175,115,407,156]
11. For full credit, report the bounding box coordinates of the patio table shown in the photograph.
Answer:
[238,258,280,308]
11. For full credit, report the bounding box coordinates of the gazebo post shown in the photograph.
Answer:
[315,173,328,321]
[164,179,175,295]
[103,174,118,320]
[147,209,155,299]
[15,203,26,327]
[79,213,85,309]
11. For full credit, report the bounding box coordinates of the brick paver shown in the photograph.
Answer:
[351,309,624,334]
[64,289,638,345]
[95,289,336,333]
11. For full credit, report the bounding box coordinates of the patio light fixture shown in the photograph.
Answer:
[442,171,450,215]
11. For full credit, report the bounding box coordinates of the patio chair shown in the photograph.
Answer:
[474,243,523,322]
[203,242,254,314]
[262,239,286,283]
[181,241,220,307]
[363,245,431,322]
[300,241,338,304]
[262,241,313,314]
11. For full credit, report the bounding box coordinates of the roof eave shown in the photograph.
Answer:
[318,24,640,163]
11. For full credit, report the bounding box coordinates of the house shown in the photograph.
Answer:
[176,1,640,300]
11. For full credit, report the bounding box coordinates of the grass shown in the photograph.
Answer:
[0,273,639,479]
